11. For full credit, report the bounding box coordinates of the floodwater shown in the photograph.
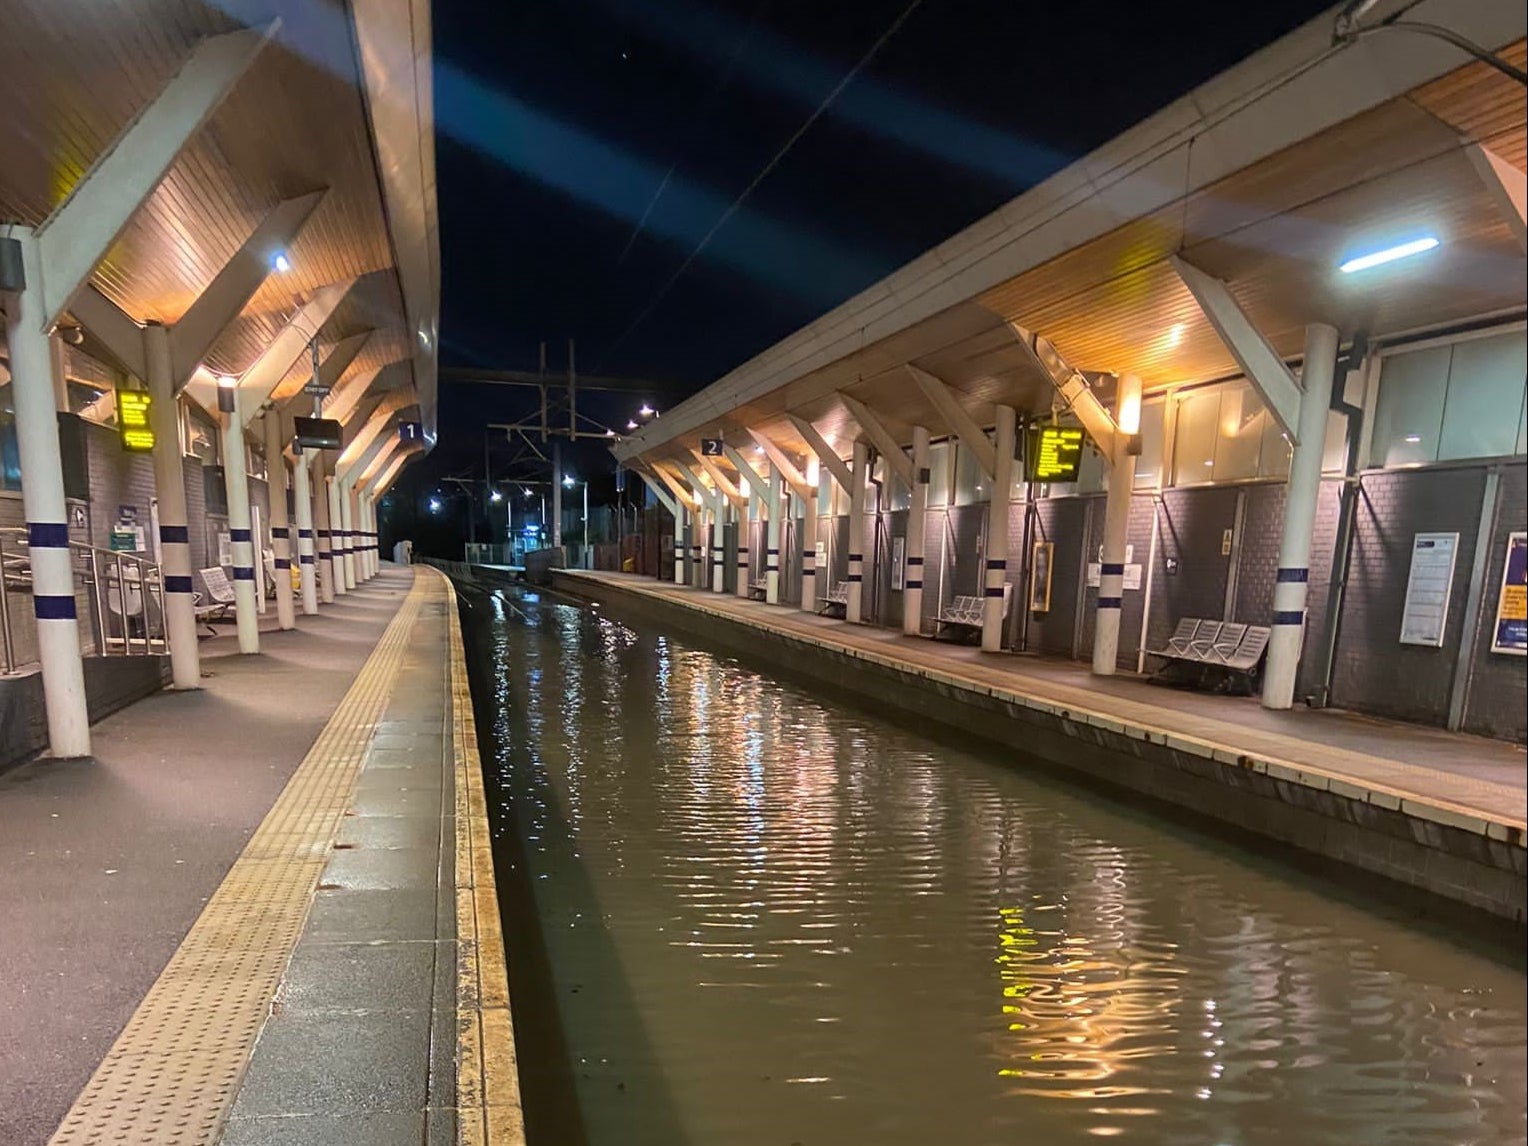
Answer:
[458,583,1527,1146]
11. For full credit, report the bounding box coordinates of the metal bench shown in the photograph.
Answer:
[1149,616,1271,693]
[195,566,237,636]
[936,582,1012,641]
[819,581,849,617]
[748,575,769,600]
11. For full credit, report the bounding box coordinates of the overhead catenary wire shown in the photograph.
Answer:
[596,0,925,372]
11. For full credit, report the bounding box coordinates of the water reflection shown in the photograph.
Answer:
[468,585,1527,1146]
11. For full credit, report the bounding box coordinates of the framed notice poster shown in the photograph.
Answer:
[1490,531,1527,656]
[1030,541,1054,612]
[892,536,906,591]
[1399,532,1458,647]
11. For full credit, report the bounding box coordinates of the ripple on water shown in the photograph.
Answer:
[474,589,1527,1146]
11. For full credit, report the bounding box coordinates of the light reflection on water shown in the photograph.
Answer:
[471,587,1527,1146]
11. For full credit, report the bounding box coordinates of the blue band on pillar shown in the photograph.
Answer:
[905,578,922,589]
[1101,562,1125,576]
[317,529,330,538]
[1276,567,1308,583]
[34,595,78,620]
[300,555,316,565]
[159,525,190,544]
[848,552,862,563]
[984,586,1006,597]
[233,567,255,580]
[1097,596,1123,609]
[986,559,1007,570]
[230,528,252,543]
[1273,610,1305,625]
[299,529,313,539]
[906,556,923,567]
[270,526,288,540]
[274,559,291,570]
[165,575,195,594]
[27,522,70,548]
[767,548,779,556]
[847,573,862,583]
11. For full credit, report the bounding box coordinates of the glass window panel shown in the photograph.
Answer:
[1132,400,1166,489]
[1212,381,1264,481]
[927,441,951,507]
[953,440,983,505]
[886,462,911,511]
[1171,389,1220,486]
[1517,387,1527,457]
[1439,330,1527,461]
[1371,344,1449,467]
[1259,409,1292,479]
[1321,410,1350,474]
[1077,442,1106,493]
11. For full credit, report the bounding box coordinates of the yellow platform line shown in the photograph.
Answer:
[441,572,526,1145]
[48,573,432,1146]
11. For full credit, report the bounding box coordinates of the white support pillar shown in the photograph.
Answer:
[673,504,686,584]
[800,459,823,613]
[1264,324,1340,710]
[49,333,71,412]
[218,396,260,653]
[735,495,752,598]
[263,411,296,630]
[765,470,782,605]
[145,324,202,683]
[357,493,373,580]
[3,227,90,758]
[292,450,319,614]
[847,441,868,623]
[312,454,335,603]
[904,426,930,637]
[323,463,345,596]
[709,494,725,594]
[340,481,357,589]
[1093,376,1142,676]
[983,407,1017,652]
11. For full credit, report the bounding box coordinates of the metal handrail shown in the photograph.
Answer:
[0,527,169,673]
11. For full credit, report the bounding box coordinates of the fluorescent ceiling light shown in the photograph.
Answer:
[1339,236,1439,274]
[272,252,292,273]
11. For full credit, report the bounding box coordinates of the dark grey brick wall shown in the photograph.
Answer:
[1461,462,1527,742]
[82,422,156,549]
[1147,486,1238,657]
[1330,467,1488,726]
[1026,497,1089,657]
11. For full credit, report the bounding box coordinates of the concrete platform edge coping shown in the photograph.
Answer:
[553,571,1527,849]
[434,568,528,1146]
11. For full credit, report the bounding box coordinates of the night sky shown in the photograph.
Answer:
[393,0,1333,543]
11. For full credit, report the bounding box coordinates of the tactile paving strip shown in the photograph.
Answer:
[441,573,526,1146]
[47,575,432,1146]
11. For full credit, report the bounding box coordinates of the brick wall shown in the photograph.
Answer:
[82,421,157,549]
[1330,467,1488,726]
[1026,497,1089,657]
[1461,462,1527,742]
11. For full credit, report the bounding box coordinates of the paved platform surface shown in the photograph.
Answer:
[564,572,1527,831]
[0,566,522,1146]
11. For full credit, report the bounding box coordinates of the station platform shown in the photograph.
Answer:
[554,570,1527,921]
[0,566,522,1146]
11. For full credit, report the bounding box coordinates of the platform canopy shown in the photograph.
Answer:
[0,0,439,460]
[614,0,1526,476]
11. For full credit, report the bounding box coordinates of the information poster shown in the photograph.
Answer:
[891,537,906,591]
[1399,532,1458,647]
[1030,541,1053,612]
[1490,531,1527,656]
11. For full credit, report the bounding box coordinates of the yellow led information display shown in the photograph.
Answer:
[1026,425,1084,482]
[117,389,155,453]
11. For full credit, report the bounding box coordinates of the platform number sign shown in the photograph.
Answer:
[399,421,424,443]
[700,438,724,456]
